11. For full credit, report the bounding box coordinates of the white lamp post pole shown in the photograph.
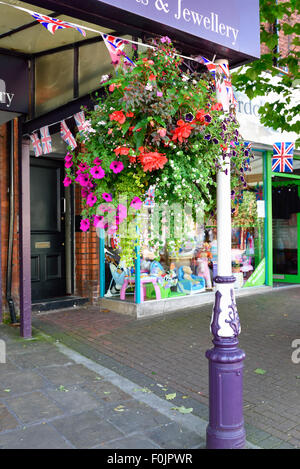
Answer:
[205,59,246,449]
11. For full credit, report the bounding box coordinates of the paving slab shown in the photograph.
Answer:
[3,391,64,424]
[52,409,126,449]
[0,403,19,432]
[0,423,73,449]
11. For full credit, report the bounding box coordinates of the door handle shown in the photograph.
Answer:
[61,197,66,213]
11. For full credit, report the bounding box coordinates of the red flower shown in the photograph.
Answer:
[171,121,193,143]
[220,144,228,151]
[114,146,130,156]
[142,58,154,66]
[109,83,121,92]
[149,73,157,81]
[126,111,134,117]
[129,155,137,164]
[195,109,206,124]
[138,150,168,172]
[109,110,126,125]
[211,103,223,111]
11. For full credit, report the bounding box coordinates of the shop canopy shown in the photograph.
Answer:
[0,0,260,126]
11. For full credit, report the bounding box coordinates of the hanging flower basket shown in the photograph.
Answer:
[65,37,251,265]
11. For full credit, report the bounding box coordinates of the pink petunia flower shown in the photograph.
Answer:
[78,173,90,187]
[63,176,72,187]
[65,160,73,169]
[86,180,94,190]
[93,215,103,227]
[157,91,163,97]
[86,193,97,207]
[80,218,90,232]
[130,196,142,210]
[90,166,105,179]
[93,157,102,165]
[78,162,89,171]
[110,161,124,174]
[94,216,108,230]
[102,193,113,202]
[81,189,89,198]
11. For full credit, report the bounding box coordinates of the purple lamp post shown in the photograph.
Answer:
[206,60,246,449]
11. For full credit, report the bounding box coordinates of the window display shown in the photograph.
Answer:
[102,185,265,302]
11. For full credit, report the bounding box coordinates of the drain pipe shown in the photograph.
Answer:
[6,120,17,324]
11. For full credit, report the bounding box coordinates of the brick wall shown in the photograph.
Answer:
[73,141,100,303]
[0,120,20,316]
[261,5,299,59]
[75,182,100,303]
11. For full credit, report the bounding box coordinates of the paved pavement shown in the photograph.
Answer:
[1,285,300,449]
[0,324,208,449]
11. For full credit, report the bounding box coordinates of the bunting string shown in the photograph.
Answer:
[0,1,218,67]
[1,0,241,147]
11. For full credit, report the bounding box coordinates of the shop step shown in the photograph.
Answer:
[32,296,89,312]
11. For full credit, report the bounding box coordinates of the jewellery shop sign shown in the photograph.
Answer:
[0,54,29,114]
[98,0,260,58]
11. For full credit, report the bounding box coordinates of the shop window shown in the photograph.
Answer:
[35,50,74,116]
[79,36,133,97]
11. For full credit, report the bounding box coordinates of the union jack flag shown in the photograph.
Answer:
[218,62,230,78]
[74,111,88,133]
[224,78,238,108]
[102,34,135,68]
[272,142,294,173]
[195,57,237,110]
[40,126,52,154]
[30,132,43,157]
[60,120,77,150]
[195,56,216,78]
[254,184,263,201]
[31,12,86,36]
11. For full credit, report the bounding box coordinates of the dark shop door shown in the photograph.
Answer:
[30,157,66,301]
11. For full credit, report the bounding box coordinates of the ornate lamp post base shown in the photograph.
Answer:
[206,336,246,449]
[206,276,246,449]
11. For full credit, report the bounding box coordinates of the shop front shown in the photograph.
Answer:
[0,0,264,451]
[235,88,300,288]
[97,86,299,318]
[0,0,261,336]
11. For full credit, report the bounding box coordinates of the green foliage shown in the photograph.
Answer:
[232,192,258,228]
[65,38,250,265]
[232,0,300,145]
